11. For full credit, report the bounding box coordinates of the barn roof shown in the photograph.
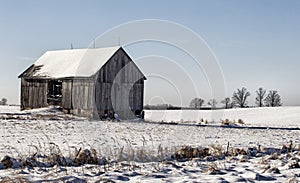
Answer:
[19,46,124,79]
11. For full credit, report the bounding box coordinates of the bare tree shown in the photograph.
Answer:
[255,87,266,107]
[0,98,7,105]
[232,87,250,108]
[189,98,204,109]
[264,90,282,107]
[221,97,231,109]
[207,99,217,109]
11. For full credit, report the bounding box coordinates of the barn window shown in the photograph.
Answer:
[47,80,62,106]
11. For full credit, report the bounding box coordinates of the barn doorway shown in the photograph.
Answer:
[47,80,62,106]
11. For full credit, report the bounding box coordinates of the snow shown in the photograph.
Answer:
[28,46,120,78]
[0,105,21,114]
[145,106,300,127]
[0,106,299,182]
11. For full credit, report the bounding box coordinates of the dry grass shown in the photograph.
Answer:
[288,161,300,169]
[288,177,298,183]
[237,119,245,125]
[221,119,232,125]
[0,136,299,177]
[1,156,13,168]
[172,146,210,160]
[173,144,254,161]
[258,157,269,165]
[0,176,30,183]
[205,163,224,175]
[221,118,245,126]
[171,142,300,162]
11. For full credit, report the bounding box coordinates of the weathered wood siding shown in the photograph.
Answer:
[66,79,95,117]
[95,48,145,119]
[20,78,48,110]
[129,79,144,111]
[62,80,72,110]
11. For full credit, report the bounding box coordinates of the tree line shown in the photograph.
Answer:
[190,87,282,109]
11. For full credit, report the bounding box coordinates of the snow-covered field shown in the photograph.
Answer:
[145,107,300,127]
[0,106,299,182]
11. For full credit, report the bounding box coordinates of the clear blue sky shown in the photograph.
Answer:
[0,0,300,106]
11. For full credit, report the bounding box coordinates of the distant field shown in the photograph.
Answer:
[145,107,300,127]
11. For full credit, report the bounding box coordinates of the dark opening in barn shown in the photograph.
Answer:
[47,80,62,106]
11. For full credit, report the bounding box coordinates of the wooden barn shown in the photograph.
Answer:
[18,46,146,119]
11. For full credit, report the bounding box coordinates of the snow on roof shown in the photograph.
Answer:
[26,46,120,78]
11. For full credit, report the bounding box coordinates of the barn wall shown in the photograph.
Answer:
[95,48,145,119]
[62,80,72,110]
[129,79,144,112]
[20,78,48,110]
[67,79,95,118]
